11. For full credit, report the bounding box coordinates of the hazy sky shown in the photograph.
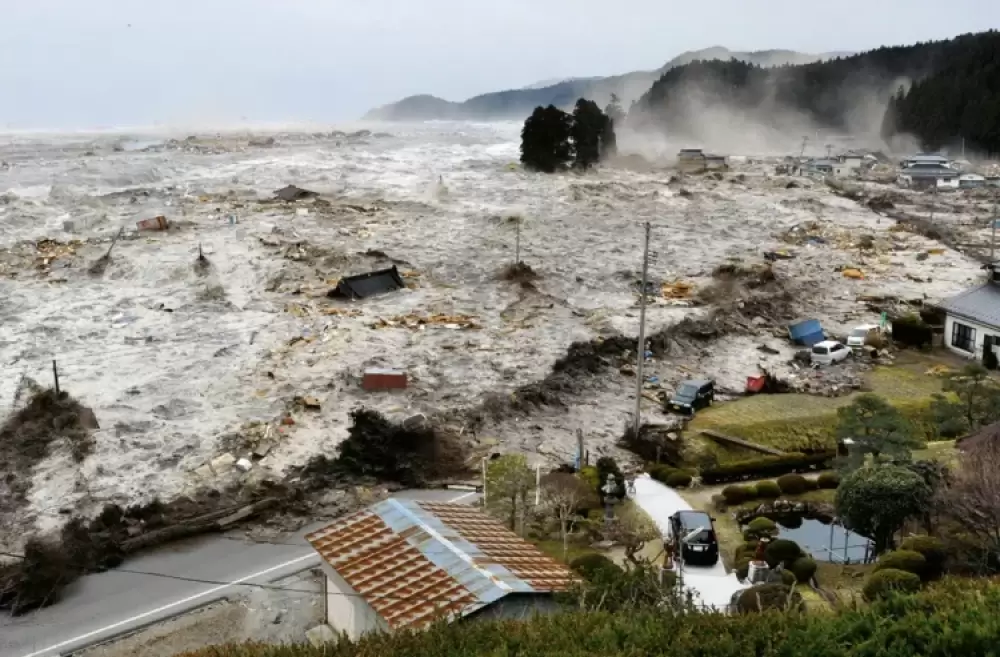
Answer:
[2,0,998,130]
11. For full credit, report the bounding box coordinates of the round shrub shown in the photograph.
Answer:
[801,477,819,491]
[755,481,782,498]
[899,536,947,580]
[711,494,728,511]
[863,568,921,601]
[776,474,809,495]
[790,556,818,583]
[875,549,926,577]
[735,557,751,581]
[736,583,803,613]
[664,471,693,488]
[764,539,802,568]
[817,472,841,489]
[722,485,746,505]
[779,569,797,586]
[569,554,622,581]
[742,517,777,541]
[741,484,759,499]
[735,540,759,562]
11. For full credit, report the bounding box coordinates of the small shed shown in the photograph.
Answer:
[305,499,576,640]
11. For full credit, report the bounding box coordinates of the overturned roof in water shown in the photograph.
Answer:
[329,265,405,300]
[274,185,319,201]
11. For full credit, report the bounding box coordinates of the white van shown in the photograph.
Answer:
[811,340,851,366]
[846,324,888,349]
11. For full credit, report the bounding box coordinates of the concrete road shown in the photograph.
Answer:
[0,489,478,657]
[631,475,747,611]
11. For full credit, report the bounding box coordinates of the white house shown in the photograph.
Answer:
[959,173,986,189]
[305,499,575,640]
[938,275,1000,364]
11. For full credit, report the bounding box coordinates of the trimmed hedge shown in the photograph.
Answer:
[900,536,947,581]
[700,451,836,484]
[776,474,808,495]
[181,579,1000,657]
[743,517,777,541]
[875,550,926,577]
[736,583,803,613]
[764,539,802,569]
[735,541,759,562]
[735,557,752,581]
[789,556,818,583]
[664,471,693,488]
[569,554,622,581]
[722,485,748,505]
[755,481,782,498]
[863,568,921,601]
[779,569,797,586]
[741,483,758,499]
[817,472,841,489]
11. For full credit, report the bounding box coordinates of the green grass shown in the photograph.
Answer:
[688,355,950,457]
[534,539,597,564]
[912,440,959,466]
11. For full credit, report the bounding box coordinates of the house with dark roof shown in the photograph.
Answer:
[305,499,576,640]
[937,270,1000,364]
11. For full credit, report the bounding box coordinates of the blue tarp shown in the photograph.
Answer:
[788,319,824,346]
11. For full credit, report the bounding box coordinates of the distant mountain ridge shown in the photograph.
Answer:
[363,47,853,121]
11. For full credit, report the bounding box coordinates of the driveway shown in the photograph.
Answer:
[0,489,479,657]
[631,474,748,611]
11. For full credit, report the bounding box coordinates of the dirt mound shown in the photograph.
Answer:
[0,388,97,514]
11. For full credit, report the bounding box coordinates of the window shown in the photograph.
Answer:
[951,322,976,353]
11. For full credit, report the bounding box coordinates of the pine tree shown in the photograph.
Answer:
[605,93,626,126]
[571,99,605,169]
[520,105,573,172]
[601,114,618,160]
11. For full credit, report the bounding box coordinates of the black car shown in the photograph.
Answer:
[667,379,715,415]
[669,510,719,566]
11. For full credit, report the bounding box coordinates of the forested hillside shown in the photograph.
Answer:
[631,30,1000,155]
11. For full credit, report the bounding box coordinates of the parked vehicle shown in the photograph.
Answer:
[811,340,851,366]
[667,379,715,415]
[846,324,888,349]
[669,510,719,566]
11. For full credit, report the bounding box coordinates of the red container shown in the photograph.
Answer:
[137,215,169,231]
[746,375,767,393]
[362,368,408,391]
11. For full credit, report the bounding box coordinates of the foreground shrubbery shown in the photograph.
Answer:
[700,452,835,484]
[179,580,1000,657]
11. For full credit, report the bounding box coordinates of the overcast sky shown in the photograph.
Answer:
[2,0,998,130]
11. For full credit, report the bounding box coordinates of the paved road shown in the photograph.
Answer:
[631,475,748,611]
[0,489,478,657]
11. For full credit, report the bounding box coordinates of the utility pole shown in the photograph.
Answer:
[991,189,998,266]
[799,136,808,159]
[633,222,651,438]
[52,360,60,395]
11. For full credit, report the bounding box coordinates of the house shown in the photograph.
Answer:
[305,499,576,640]
[804,158,850,177]
[937,269,1000,365]
[959,173,987,189]
[987,176,1000,188]
[677,149,727,173]
[901,153,951,168]
[898,162,960,188]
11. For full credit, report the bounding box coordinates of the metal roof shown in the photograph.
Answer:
[305,499,575,630]
[937,282,1000,328]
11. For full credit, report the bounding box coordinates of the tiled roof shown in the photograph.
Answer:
[305,499,575,630]
[937,282,1000,328]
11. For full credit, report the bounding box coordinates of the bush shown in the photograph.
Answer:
[790,557,818,583]
[579,466,600,490]
[779,569,798,586]
[863,568,921,601]
[700,451,836,484]
[722,485,747,505]
[711,494,728,511]
[570,554,623,581]
[735,541,760,562]
[755,480,782,498]
[899,536,947,580]
[743,517,777,541]
[736,583,803,613]
[892,313,933,349]
[764,539,802,568]
[776,474,809,495]
[735,557,752,580]
[665,471,693,488]
[875,549,927,577]
[817,472,841,489]
[741,484,758,499]
[801,477,819,491]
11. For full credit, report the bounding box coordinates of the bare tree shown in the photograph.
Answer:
[540,472,597,559]
[606,501,660,565]
[939,440,1000,563]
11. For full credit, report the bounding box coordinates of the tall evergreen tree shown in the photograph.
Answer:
[601,114,618,160]
[571,99,605,169]
[520,105,573,172]
[605,93,626,126]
